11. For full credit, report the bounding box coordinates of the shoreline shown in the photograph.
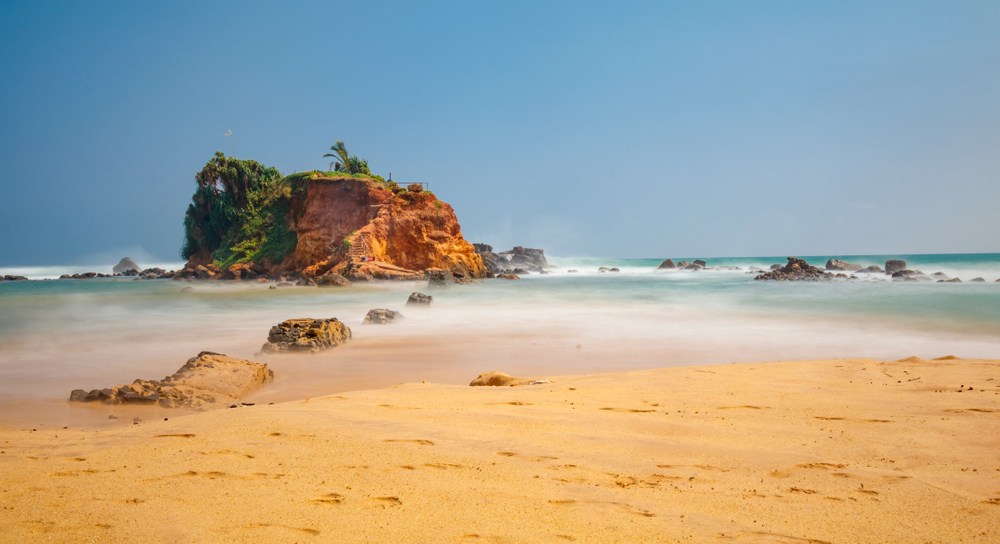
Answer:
[1,357,997,542]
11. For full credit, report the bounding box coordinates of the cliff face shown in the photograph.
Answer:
[287,176,485,279]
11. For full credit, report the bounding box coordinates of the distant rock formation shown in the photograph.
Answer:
[826,259,862,271]
[857,265,883,274]
[657,259,676,269]
[113,258,141,275]
[754,257,836,281]
[259,318,351,354]
[68,352,271,409]
[497,246,549,272]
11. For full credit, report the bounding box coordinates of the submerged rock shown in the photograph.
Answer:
[363,309,403,325]
[826,259,862,271]
[68,352,272,409]
[754,257,834,282]
[259,318,352,354]
[657,259,676,269]
[406,292,433,306]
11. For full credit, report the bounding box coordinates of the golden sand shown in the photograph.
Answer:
[1,357,998,543]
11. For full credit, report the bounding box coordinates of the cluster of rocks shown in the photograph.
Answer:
[474,244,551,276]
[754,257,838,281]
[598,267,620,273]
[60,272,113,279]
[2,275,29,281]
[69,352,272,410]
[259,318,352,354]
[657,259,710,270]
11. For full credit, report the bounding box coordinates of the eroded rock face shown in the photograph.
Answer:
[363,309,403,324]
[885,260,907,274]
[754,257,834,282]
[68,352,272,410]
[406,292,432,306]
[427,268,451,287]
[497,246,548,272]
[657,259,676,269]
[260,318,351,354]
[113,257,141,275]
[826,259,862,271]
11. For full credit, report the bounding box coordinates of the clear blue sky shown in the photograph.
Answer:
[1,1,998,265]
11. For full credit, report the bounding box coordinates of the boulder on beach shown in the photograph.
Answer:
[363,309,403,325]
[68,351,272,410]
[259,318,352,354]
[469,371,547,387]
[406,292,433,306]
[826,259,862,271]
[657,259,676,269]
[113,257,141,275]
[885,260,906,274]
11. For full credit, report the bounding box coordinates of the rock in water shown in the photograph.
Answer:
[885,260,906,274]
[693,259,707,268]
[970,277,986,282]
[426,268,451,287]
[406,292,433,306]
[826,259,862,271]
[857,265,884,274]
[68,352,271,409]
[260,318,351,354]
[657,259,676,269]
[113,257,141,275]
[363,309,403,324]
[317,272,351,287]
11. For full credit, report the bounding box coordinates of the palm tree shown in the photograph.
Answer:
[323,141,351,173]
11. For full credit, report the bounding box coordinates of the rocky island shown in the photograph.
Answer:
[177,149,486,284]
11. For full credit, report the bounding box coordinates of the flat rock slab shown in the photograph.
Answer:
[260,318,352,354]
[69,352,272,410]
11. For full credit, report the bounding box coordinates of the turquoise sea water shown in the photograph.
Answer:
[1,253,998,428]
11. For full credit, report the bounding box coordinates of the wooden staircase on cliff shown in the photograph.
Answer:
[346,232,372,262]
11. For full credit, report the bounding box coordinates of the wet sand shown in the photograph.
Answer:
[1,356,998,542]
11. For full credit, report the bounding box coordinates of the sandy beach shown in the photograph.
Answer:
[1,356,997,543]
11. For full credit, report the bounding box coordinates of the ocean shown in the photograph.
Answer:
[1,253,998,428]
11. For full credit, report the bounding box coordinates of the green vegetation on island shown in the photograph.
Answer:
[181,144,406,269]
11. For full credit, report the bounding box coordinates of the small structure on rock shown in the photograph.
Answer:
[260,318,352,354]
[68,352,272,409]
[406,292,432,306]
[363,309,403,324]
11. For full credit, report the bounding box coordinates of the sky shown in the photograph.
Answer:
[1,1,998,266]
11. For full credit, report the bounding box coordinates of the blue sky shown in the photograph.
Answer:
[1,1,998,265]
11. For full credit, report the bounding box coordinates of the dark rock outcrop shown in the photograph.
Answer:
[657,259,676,269]
[857,265,884,274]
[769,264,782,270]
[3,275,28,281]
[826,259,862,271]
[676,261,691,268]
[363,309,403,324]
[113,257,141,275]
[693,260,707,268]
[427,268,451,287]
[68,352,272,409]
[259,318,351,354]
[885,260,907,274]
[754,257,834,281]
[406,292,433,306]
